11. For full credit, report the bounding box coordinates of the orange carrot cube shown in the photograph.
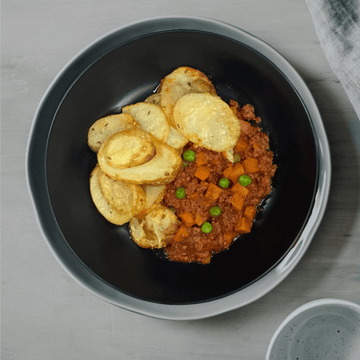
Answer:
[205,183,222,201]
[244,206,257,221]
[194,213,208,226]
[234,138,248,153]
[173,225,189,242]
[179,212,194,227]
[243,158,259,173]
[235,217,252,234]
[231,192,245,212]
[196,151,209,166]
[223,232,236,244]
[231,182,250,197]
[227,163,246,183]
[194,166,211,181]
[223,165,234,179]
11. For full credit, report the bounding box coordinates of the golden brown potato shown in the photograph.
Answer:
[165,126,189,151]
[97,128,156,172]
[129,205,179,248]
[144,93,161,106]
[223,148,235,163]
[160,66,217,128]
[89,165,141,225]
[87,113,137,152]
[122,102,170,142]
[98,170,146,215]
[98,128,182,185]
[88,67,243,242]
[144,94,188,150]
[144,90,188,150]
[173,93,241,152]
[143,184,166,212]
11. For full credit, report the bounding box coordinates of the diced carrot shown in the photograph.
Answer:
[243,158,259,173]
[202,255,211,264]
[231,192,245,212]
[235,217,252,234]
[223,232,236,244]
[223,165,233,179]
[231,182,249,197]
[244,206,257,221]
[179,212,194,227]
[173,225,189,242]
[194,213,208,226]
[194,166,211,181]
[227,162,246,183]
[189,193,199,201]
[205,183,222,201]
[234,138,248,153]
[196,151,209,166]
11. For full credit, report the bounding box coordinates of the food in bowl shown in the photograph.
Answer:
[88,66,276,264]
[163,101,276,264]
[28,16,329,313]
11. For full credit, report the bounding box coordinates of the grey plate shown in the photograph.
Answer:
[26,16,331,320]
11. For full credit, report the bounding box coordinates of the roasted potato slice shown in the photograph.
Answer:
[87,113,137,152]
[173,93,241,152]
[98,128,156,171]
[223,148,235,163]
[144,93,161,106]
[122,102,170,142]
[143,184,166,211]
[144,89,188,150]
[165,126,189,150]
[129,205,179,248]
[89,165,138,225]
[99,129,182,185]
[145,87,188,150]
[98,170,146,215]
[160,66,217,128]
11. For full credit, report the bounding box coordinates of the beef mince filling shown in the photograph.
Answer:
[162,101,277,264]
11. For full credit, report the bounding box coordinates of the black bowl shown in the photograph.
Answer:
[26,17,331,319]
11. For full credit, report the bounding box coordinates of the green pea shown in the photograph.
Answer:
[209,206,221,217]
[175,187,186,199]
[218,177,230,189]
[238,174,252,186]
[183,149,196,162]
[201,222,212,234]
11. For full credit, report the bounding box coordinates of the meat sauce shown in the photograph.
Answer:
[162,101,277,264]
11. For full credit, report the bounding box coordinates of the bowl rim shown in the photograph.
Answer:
[265,298,360,359]
[26,15,331,320]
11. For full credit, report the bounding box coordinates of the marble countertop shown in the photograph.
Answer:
[2,1,360,359]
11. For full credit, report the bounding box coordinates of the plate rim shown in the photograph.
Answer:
[26,15,331,320]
